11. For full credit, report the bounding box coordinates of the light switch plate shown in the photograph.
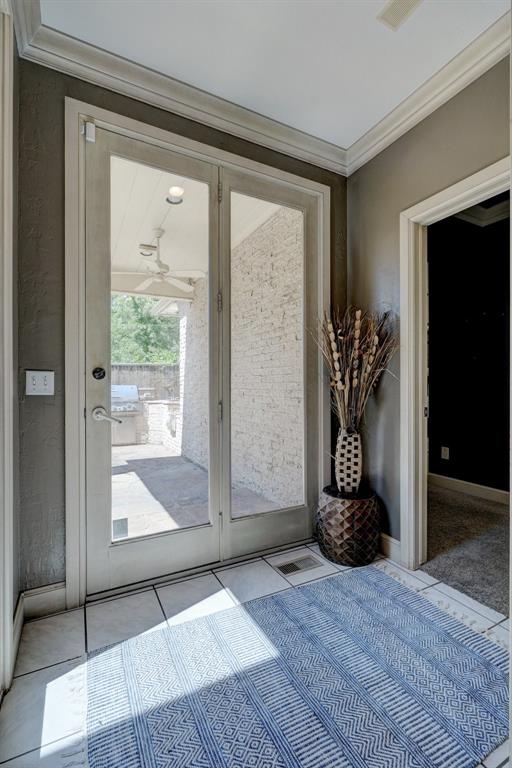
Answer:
[441,446,450,460]
[26,370,55,396]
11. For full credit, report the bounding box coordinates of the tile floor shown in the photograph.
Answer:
[0,544,509,767]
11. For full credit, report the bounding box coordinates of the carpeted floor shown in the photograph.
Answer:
[423,485,509,615]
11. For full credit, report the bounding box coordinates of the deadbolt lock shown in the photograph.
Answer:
[92,367,106,380]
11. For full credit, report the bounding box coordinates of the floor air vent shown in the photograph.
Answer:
[276,555,321,575]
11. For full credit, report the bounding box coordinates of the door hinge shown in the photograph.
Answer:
[218,401,223,421]
[218,180,223,203]
[217,291,223,312]
[424,406,429,418]
[81,121,96,143]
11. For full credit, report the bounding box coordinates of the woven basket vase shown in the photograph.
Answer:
[335,429,362,496]
[315,488,380,567]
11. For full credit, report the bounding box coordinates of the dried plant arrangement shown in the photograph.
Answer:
[319,307,398,496]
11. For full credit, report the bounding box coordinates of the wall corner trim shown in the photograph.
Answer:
[12,1,511,177]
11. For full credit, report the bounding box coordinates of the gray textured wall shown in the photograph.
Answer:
[347,58,510,540]
[17,60,347,590]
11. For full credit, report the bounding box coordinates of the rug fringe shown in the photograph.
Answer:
[61,733,89,768]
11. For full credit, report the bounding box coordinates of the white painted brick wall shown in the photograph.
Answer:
[180,206,304,508]
[145,401,182,453]
[180,276,209,467]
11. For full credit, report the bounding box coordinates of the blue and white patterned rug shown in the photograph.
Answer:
[86,567,508,767]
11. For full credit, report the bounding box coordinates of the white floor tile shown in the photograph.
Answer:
[265,546,340,585]
[86,589,166,652]
[0,658,86,763]
[14,609,85,677]
[214,559,289,603]
[432,582,506,625]
[0,732,86,766]
[483,739,510,768]
[421,586,497,632]
[157,573,236,626]
[306,543,350,570]
[407,568,440,588]
[484,622,510,650]
[373,559,437,592]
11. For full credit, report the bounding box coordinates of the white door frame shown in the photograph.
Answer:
[65,98,331,607]
[399,156,510,569]
[0,4,15,694]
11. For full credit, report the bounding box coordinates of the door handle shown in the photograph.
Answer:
[92,406,123,424]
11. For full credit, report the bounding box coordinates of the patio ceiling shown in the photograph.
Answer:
[111,156,279,299]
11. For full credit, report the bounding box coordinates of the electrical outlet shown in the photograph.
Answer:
[26,370,55,396]
[441,446,449,460]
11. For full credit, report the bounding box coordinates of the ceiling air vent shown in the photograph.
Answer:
[377,0,423,31]
[275,555,321,575]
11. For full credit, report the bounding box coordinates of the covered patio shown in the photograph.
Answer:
[112,443,279,539]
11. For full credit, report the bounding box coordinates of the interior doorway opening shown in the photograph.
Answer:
[421,191,510,614]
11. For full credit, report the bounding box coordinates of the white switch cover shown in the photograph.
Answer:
[441,446,450,460]
[26,370,55,396]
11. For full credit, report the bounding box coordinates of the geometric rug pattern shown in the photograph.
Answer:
[87,567,508,767]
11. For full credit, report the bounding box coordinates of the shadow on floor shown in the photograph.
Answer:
[112,449,277,533]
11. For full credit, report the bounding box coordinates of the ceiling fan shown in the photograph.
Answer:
[134,228,198,295]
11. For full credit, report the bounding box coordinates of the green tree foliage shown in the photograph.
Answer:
[111,294,180,364]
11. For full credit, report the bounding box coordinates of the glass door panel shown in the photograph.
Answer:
[109,156,210,540]
[85,128,220,593]
[220,168,319,560]
[230,192,305,518]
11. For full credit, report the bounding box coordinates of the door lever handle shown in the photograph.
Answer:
[92,406,123,424]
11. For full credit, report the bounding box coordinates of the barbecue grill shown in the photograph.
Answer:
[111,384,141,445]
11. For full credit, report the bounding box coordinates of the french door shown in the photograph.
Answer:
[85,128,319,594]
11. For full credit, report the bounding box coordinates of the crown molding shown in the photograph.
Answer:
[12,1,510,178]
[346,12,511,174]
[12,1,348,175]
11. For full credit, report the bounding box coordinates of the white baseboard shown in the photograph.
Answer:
[23,582,66,619]
[428,473,509,505]
[6,584,66,685]
[380,533,401,563]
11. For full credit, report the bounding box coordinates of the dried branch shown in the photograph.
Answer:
[317,307,399,433]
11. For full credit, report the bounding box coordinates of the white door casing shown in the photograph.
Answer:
[399,156,510,569]
[0,6,15,694]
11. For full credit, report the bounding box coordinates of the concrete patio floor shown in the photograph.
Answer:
[112,443,279,539]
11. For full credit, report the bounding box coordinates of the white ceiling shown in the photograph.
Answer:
[41,0,509,149]
[111,156,279,298]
